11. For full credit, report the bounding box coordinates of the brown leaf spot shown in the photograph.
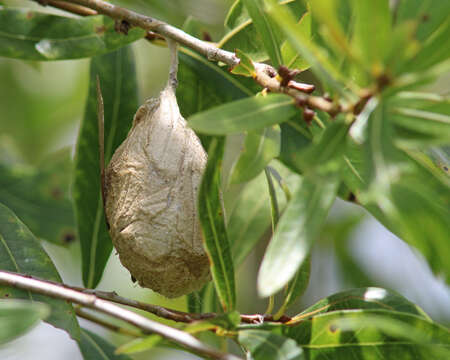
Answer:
[95,25,106,35]
[329,324,338,333]
[26,12,34,19]
[62,232,76,244]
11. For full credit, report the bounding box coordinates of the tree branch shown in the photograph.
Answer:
[32,0,348,115]
[0,271,242,360]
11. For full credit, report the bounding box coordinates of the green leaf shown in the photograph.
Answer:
[0,149,75,246]
[231,49,256,77]
[184,311,241,334]
[0,7,145,61]
[230,126,281,184]
[0,299,49,345]
[278,121,312,174]
[281,12,311,71]
[73,46,138,288]
[351,0,392,67]
[296,119,350,173]
[285,309,450,359]
[294,287,429,321]
[283,256,311,310]
[189,94,297,135]
[238,330,304,360]
[257,175,339,297]
[116,335,162,355]
[395,0,450,42]
[78,328,132,360]
[198,138,236,311]
[361,101,450,283]
[391,107,450,141]
[264,0,353,99]
[242,0,283,68]
[0,203,80,340]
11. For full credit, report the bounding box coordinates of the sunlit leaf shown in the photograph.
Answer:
[189,94,297,135]
[257,175,339,297]
[0,300,49,345]
[231,49,256,77]
[0,7,145,61]
[198,138,236,311]
[0,149,75,246]
[73,46,138,288]
[116,335,162,355]
[0,203,80,340]
[281,12,311,71]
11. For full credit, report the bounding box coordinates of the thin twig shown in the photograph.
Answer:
[75,307,142,337]
[0,271,242,360]
[33,0,349,115]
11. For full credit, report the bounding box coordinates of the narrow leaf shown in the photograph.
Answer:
[198,138,236,311]
[116,335,162,355]
[242,0,283,68]
[281,12,311,71]
[189,94,297,135]
[0,149,75,246]
[73,46,138,288]
[283,256,311,310]
[230,126,281,184]
[0,7,145,61]
[231,49,256,77]
[257,175,339,297]
[0,203,80,340]
[78,328,132,360]
[285,310,450,359]
[239,330,304,360]
[0,299,49,345]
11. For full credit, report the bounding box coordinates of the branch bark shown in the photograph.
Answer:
[33,0,347,115]
[0,271,242,360]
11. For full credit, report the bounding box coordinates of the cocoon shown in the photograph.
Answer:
[104,43,210,297]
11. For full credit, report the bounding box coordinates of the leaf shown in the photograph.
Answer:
[115,335,162,355]
[0,299,49,345]
[293,287,429,321]
[278,121,312,174]
[257,175,339,297]
[285,309,450,359]
[351,0,392,67]
[231,49,256,77]
[283,256,311,310]
[78,328,132,360]
[0,7,145,61]
[264,0,353,99]
[73,46,138,288]
[281,12,311,71]
[391,107,450,141]
[295,119,350,173]
[198,138,236,311]
[242,0,283,68]
[184,311,241,334]
[0,149,76,246]
[238,330,304,360]
[189,94,297,135]
[230,126,281,184]
[0,203,80,340]
[361,101,450,284]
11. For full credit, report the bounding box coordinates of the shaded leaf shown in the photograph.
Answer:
[0,149,75,246]
[257,175,339,297]
[189,94,297,135]
[0,299,49,345]
[285,309,450,359]
[0,203,80,340]
[73,46,138,288]
[242,0,283,68]
[230,126,281,184]
[239,330,304,360]
[0,7,145,61]
[78,328,131,360]
[278,121,312,174]
[198,138,236,311]
[116,335,162,355]
[283,256,311,310]
[231,49,256,77]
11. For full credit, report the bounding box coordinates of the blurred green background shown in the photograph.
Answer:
[0,1,448,359]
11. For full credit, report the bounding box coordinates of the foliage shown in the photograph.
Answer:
[0,0,449,359]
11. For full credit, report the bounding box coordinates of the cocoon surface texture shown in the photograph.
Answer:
[105,78,210,298]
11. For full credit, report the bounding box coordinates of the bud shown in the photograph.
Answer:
[104,42,210,297]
